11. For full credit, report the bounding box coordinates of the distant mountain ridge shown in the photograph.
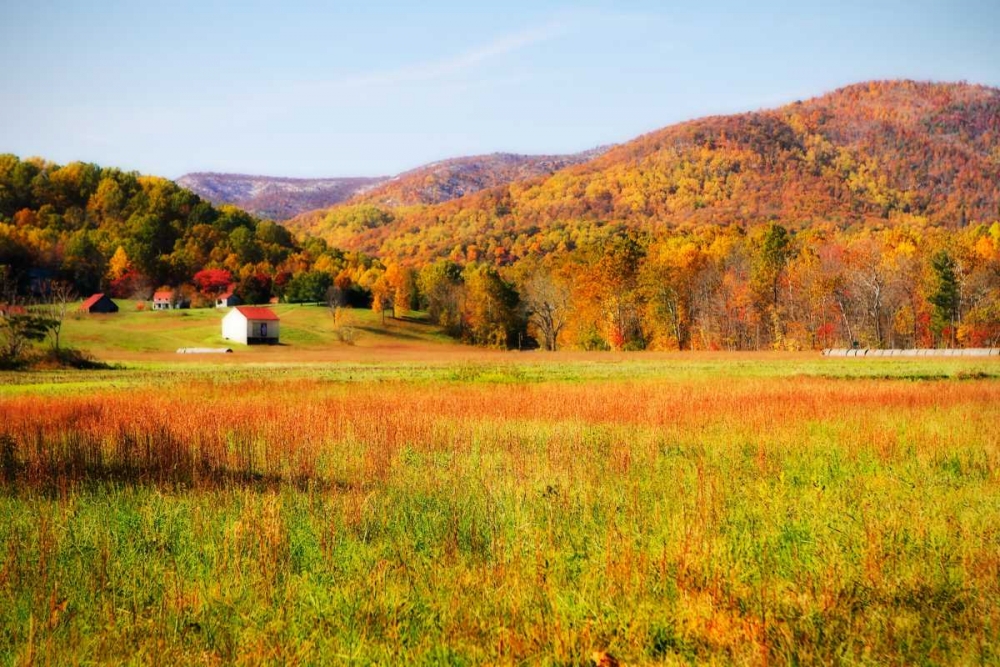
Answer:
[177,146,609,220]
[175,173,388,221]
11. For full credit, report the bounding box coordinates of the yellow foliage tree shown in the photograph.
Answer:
[107,246,131,281]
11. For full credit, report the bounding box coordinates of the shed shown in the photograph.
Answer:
[152,290,188,310]
[80,293,118,314]
[222,306,279,345]
[216,290,241,308]
[152,290,172,310]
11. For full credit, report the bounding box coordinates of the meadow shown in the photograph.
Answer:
[1,338,999,663]
[57,301,456,356]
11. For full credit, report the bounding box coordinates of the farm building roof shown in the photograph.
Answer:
[153,290,174,300]
[0,304,27,316]
[218,290,234,299]
[80,293,106,310]
[233,306,279,321]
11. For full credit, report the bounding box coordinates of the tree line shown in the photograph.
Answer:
[2,154,998,352]
[406,221,999,351]
[0,155,389,307]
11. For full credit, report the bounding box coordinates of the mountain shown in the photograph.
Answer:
[177,148,608,221]
[284,80,1000,263]
[175,173,388,221]
[351,148,611,208]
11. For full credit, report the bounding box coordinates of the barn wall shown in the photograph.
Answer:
[222,312,248,344]
[90,297,118,313]
[245,319,279,343]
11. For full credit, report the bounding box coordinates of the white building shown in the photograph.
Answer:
[221,306,280,345]
[152,290,174,310]
[216,290,240,308]
[152,290,188,310]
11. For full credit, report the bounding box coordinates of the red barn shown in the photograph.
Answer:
[80,293,118,314]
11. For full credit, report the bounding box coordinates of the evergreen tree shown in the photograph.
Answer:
[929,251,960,347]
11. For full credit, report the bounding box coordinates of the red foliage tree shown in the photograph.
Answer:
[192,268,233,295]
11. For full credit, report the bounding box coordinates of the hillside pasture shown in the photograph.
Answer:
[59,302,455,358]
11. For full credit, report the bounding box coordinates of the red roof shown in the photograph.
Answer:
[218,291,234,299]
[0,304,27,316]
[80,293,106,310]
[234,306,278,321]
[153,290,174,300]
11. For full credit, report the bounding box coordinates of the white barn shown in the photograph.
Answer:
[222,306,280,345]
[216,290,240,308]
[152,289,188,310]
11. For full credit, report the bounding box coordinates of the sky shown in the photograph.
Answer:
[2,0,999,179]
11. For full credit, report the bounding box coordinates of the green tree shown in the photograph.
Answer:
[286,271,333,304]
[462,264,522,348]
[0,312,58,367]
[929,250,960,347]
[418,260,465,335]
[62,230,106,295]
[751,223,793,346]
[228,226,261,265]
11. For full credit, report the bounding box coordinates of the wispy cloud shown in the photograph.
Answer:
[302,18,572,94]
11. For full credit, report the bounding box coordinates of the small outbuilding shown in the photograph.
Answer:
[152,291,172,310]
[216,290,241,308]
[222,306,279,345]
[152,289,188,310]
[80,293,118,314]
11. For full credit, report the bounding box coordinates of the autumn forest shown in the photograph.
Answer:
[2,80,1000,351]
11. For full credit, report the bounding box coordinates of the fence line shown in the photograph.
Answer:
[822,348,999,357]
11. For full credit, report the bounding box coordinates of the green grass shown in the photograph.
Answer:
[2,352,998,398]
[60,301,454,355]
[1,354,998,664]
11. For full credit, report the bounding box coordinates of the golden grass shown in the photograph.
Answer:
[0,359,998,664]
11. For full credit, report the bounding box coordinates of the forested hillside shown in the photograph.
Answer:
[280,81,1000,352]
[3,81,999,353]
[286,149,608,234]
[0,156,382,307]
[287,81,1000,261]
[349,149,610,208]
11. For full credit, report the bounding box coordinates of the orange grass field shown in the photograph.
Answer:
[1,354,999,664]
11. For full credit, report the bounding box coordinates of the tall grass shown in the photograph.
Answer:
[1,366,998,664]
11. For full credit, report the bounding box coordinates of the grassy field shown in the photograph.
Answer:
[1,313,999,664]
[60,301,455,357]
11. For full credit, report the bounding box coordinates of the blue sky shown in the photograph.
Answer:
[2,0,998,178]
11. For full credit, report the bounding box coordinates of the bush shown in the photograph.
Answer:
[34,347,113,370]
